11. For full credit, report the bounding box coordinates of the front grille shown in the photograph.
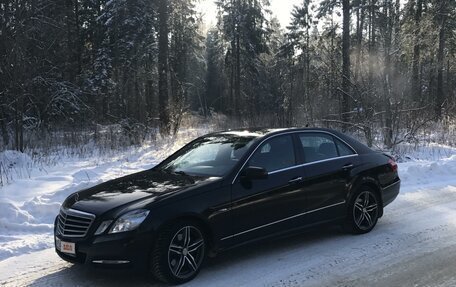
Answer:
[57,208,95,238]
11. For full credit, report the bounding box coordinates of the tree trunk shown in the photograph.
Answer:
[230,48,235,117]
[235,12,241,120]
[435,0,447,120]
[14,95,24,152]
[158,0,170,135]
[411,0,423,104]
[74,0,82,76]
[305,28,313,124]
[383,0,394,148]
[368,0,376,82]
[447,59,452,108]
[355,0,366,81]
[341,0,351,130]
[0,105,8,147]
[145,52,155,121]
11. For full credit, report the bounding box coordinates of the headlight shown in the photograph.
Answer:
[94,220,113,235]
[109,209,150,234]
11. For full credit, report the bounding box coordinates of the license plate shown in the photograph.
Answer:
[55,237,76,255]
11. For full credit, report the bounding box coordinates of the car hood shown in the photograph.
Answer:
[63,169,219,216]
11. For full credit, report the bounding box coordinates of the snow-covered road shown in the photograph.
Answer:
[1,182,456,286]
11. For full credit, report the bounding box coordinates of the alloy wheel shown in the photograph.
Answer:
[353,191,378,231]
[167,226,205,279]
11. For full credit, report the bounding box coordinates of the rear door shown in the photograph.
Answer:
[297,132,358,223]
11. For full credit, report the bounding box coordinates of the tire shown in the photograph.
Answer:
[151,220,206,285]
[345,186,380,234]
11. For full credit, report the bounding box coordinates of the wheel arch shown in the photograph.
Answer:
[348,176,384,218]
[155,213,216,253]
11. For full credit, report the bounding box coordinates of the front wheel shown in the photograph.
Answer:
[151,221,206,285]
[345,187,380,234]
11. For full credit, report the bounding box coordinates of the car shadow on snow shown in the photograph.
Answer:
[26,225,348,287]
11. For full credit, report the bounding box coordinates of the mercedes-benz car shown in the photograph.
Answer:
[54,128,400,284]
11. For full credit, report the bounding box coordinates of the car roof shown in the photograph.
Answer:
[209,127,373,154]
[213,127,342,137]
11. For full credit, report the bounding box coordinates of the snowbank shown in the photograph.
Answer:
[396,143,456,192]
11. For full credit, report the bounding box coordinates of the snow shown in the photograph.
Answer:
[394,143,456,192]
[0,139,456,286]
[0,128,208,261]
[1,175,456,286]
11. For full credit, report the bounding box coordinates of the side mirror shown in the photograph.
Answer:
[241,166,268,180]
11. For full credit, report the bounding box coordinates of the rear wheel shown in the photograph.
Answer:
[151,221,206,284]
[345,187,379,234]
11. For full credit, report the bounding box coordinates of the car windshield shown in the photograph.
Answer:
[158,134,257,177]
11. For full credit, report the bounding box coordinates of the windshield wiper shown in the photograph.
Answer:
[162,168,190,177]
[173,170,189,176]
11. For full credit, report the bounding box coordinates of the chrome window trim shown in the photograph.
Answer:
[232,130,358,184]
[220,201,346,241]
[268,154,358,175]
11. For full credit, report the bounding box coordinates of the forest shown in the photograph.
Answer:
[0,0,455,152]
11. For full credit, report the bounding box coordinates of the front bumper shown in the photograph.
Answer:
[54,218,154,271]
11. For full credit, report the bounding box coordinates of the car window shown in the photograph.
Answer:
[335,138,355,156]
[248,135,295,172]
[299,133,339,163]
[160,135,256,177]
[174,142,219,165]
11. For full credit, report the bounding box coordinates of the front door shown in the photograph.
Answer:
[229,135,307,243]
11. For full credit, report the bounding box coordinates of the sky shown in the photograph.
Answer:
[196,0,303,29]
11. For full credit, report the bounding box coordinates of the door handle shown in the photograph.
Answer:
[288,177,303,185]
[342,164,354,171]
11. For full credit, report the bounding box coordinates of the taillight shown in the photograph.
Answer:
[388,158,398,172]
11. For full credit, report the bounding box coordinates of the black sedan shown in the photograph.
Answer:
[54,128,400,284]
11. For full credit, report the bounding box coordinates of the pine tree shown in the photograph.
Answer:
[216,0,271,122]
